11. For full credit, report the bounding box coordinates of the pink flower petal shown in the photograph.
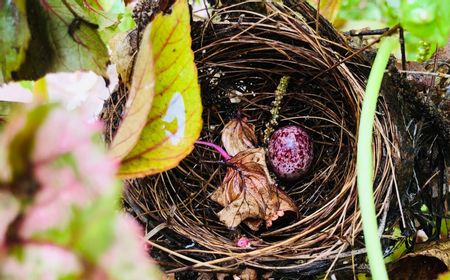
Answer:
[236,236,251,248]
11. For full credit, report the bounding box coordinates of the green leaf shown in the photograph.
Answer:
[400,0,450,47]
[0,0,31,83]
[14,0,108,80]
[114,0,203,178]
[100,9,135,44]
[30,184,119,262]
[383,0,400,25]
[59,0,135,42]
[339,0,382,21]
[382,0,442,61]
[65,0,125,28]
[115,6,136,32]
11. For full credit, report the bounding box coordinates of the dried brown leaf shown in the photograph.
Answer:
[109,32,134,84]
[389,241,450,280]
[233,268,258,280]
[211,148,297,230]
[222,118,257,156]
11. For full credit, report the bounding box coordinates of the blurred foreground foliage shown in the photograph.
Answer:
[0,103,161,279]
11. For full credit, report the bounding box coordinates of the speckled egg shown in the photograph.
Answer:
[268,125,313,181]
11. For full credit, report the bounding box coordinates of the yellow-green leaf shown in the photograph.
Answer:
[109,26,154,160]
[115,0,202,178]
[308,0,341,23]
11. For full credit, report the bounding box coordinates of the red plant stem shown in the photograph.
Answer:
[195,140,231,161]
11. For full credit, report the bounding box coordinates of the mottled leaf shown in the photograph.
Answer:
[0,104,162,279]
[1,105,52,182]
[222,117,257,156]
[109,26,154,160]
[0,0,30,83]
[116,0,202,178]
[0,192,20,246]
[15,0,108,80]
[71,190,117,262]
[211,148,297,230]
[1,243,83,279]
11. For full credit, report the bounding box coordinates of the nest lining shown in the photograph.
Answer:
[118,1,399,275]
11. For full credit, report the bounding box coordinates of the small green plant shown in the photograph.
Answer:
[356,1,450,279]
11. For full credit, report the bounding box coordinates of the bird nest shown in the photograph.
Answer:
[105,1,400,277]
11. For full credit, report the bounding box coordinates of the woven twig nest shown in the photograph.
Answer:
[113,1,401,276]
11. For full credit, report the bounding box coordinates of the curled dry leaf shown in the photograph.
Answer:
[211,148,297,230]
[222,117,257,156]
[109,32,134,83]
[233,268,258,280]
[389,240,450,280]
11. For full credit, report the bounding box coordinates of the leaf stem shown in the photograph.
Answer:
[357,36,396,280]
[195,140,231,161]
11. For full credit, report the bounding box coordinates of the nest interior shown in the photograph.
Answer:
[120,1,399,276]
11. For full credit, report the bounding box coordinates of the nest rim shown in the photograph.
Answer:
[109,1,399,275]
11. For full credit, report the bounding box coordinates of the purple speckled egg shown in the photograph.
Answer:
[268,125,313,181]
